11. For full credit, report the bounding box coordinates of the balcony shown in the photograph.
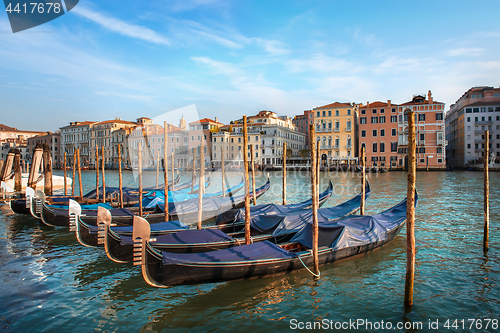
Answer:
[334,145,340,150]
[476,120,493,125]
[475,129,488,134]
[346,144,352,149]
[334,128,340,133]
[317,128,332,133]
[475,147,485,152]
[320,145,332,150]
[346,127,352,133]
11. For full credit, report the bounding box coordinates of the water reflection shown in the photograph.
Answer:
[0,170,499,332]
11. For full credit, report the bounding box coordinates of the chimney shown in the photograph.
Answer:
[367,101,369,107]
[215,117,218,124]
[428,90,433,103]
[387,100,391,107]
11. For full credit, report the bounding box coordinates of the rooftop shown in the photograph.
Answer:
[314,102,352,109]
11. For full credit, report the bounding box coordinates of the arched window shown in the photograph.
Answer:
[328,121,332,129]
[328,137,332,146]
[347,135,352,146]
[335,120,340,129]
[335,136,339,147]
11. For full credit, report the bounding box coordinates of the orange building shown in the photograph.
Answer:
[358,101,399,169]
[397,91,446,169]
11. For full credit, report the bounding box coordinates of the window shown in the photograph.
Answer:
[391,115,397,123]
[436,113,443,120]
[420,158,425,163]
[467,117,471,122]
[372,129,377,137]
[372,143,377,152]
[381,129,385,136]
[347,109,351,115]
[317,111,320,117]
[391,142,397,152]
[418,114,426,121]
[438,158,443,163]
[371,117,378,124]
[380,142,385,152]
[437,147,442,154]
[466,108,472,113]
[392,128,396,136]
[360,117,367,124]
[420,133,425,141]
[380,109,385,114]
[361,130,366,137]
[372,109,377,114]
[361,109,366,115]
[419,148,425,153]
[467,144,471,149]
[328,110,331,117]
[335,110,339,116]
[379,116,386,123]
[392,108,396,113]
[475,117,478,122]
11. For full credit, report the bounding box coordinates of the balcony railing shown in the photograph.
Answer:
[320,145,332,150]
[334,145,339,150]
[334,128,340,133]
[476,120,493,125]
[346,127,352,132]
[317,128,332,133]
[346,144,352,149]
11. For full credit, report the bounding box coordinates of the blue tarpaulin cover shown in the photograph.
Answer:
[251,184,370,236]
[290,194,413,249]
[161,240,295,265]
[88,219,188,234]
[121,228,232,245]
[216,181,334,225]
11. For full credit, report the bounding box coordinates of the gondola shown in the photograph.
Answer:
[98,182,366,263]
[42,177,268,228]
[72,180,334,251]
[136,191,417,287]
[215,181,336,226]
[33,176,212,225]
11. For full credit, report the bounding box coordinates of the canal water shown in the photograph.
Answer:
[0,170,499,332]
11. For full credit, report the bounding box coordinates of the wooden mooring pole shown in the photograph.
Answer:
[282,142,287,205]
[138,145,143,218]
[250,144,256,205]
[77,149,83,199]
[191,146,197,193]
[197,142,205,230]
[42,144,53,196]
[361,146,366,215]
[72,151,76,196]
[484,130,489,252]
[118,144,123,208]
[244,116,251,244]
[95,148,100,200]
[309,124,320,277]
[156,151,159,189]
[164,121,169,221]
[101,146,106,203]
[405,110,416,308]
[221,144,226,197]
[171,151,175,192]
[13,151,22,193]
[63,152,67,196]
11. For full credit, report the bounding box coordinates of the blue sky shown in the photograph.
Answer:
[1,0,500,131]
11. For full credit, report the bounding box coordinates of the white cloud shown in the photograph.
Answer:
[447,47,484,57]
[253,38,290,56]
[73,6,170,46]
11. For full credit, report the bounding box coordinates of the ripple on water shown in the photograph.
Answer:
[0,170,499,332]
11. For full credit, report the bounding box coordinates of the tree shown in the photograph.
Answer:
[300,149,310,159]
[286,148,292,159]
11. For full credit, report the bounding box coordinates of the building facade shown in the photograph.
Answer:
[446,86,500,168]
[60,121,95,167]
[313,102,358,166]
[397,91,446,169]
[27,132,61,167]
[188,118,223,168]
[89,118,136,168]
[358,101,399,169]
[292,110,313,149]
